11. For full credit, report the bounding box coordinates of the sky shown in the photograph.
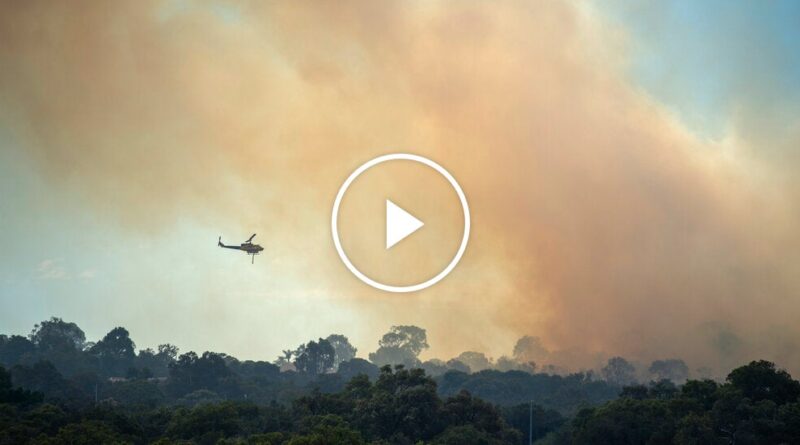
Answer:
[1,0,799,376]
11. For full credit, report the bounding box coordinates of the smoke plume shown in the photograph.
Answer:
[1,0,799,374]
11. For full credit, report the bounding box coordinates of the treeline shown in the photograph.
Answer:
[540,360,800,444]
[0,364,537,444]
[0,318,620,413]
[3,359,800,443]
[2,317,800,443]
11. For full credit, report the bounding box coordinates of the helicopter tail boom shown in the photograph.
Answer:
[218,237,239,249]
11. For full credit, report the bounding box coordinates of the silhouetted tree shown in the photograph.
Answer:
[275,349,295,370]
[357,365,442,440]
[441,390,518,443]
[369,325,428,368]
[0,335,35,366]
[368,346,419,368]
[378,325,429,355]
[167,351,238,397]
[456,351,492,372]
[29,317,85,352]
[228,359,280,381]
[512,336,549,363]
[5,318,800,444]
[438,369,618,414]
[294,339,336,375]
[92,327,136,359]
[158,343,179,360]
[337,358,379,382]
[91,327,136,377]
[545,360,800,444]
[649,358,689,383]
[325,334,357,370]
[135,343,178,377]
[23,318,95,377]
[602,356,637,386]
[726,359,800,405]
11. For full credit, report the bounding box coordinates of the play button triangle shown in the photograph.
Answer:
[386,199,424,249]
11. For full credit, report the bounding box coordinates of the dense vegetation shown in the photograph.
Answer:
[1,317,799,444]
[541,360,800,444]
[0,319,617,414]
[0,364,531,444]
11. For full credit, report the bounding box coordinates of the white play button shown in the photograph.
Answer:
[332,153,470,293]
[385,199,424,249]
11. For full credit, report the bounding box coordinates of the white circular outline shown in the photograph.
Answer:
[331,153,470,293]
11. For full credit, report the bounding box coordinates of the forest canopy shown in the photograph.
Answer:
[1,318,799,444]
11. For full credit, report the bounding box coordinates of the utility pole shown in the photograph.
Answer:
[529,400,533,445]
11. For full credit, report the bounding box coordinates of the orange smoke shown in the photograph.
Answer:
[1,0,799,374]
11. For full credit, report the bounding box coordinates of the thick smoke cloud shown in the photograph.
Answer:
[1,1,799,374]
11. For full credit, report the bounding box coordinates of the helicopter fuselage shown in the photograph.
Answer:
[218,235,263,263]
[219,243,263,254]
[238,243,263,254]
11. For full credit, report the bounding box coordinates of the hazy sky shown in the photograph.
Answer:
[1,0,799,375]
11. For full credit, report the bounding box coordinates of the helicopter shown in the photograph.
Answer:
[218,234,264,264]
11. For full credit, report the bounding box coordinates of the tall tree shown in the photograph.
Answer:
[512,336,549,363]
[29,317,86,352]
[326,334,357,370]
[601,357,637,386]
[294,339,336,375]
[90,327,136,377]
[157,344,179,361]
[726,360,800,405]
[91,327,136,360]
[377,326,428,355]
[369,326,428,368]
